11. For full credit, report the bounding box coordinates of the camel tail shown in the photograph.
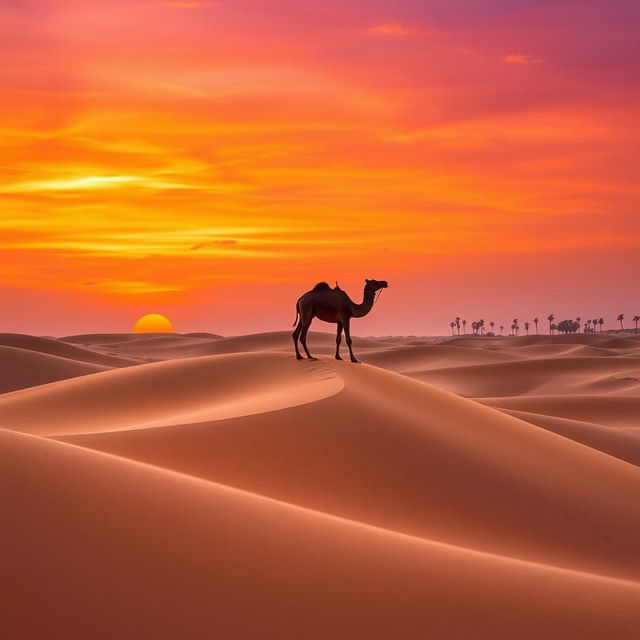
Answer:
[292,305,300,327]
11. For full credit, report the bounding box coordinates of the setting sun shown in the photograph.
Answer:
[133,313,176,333]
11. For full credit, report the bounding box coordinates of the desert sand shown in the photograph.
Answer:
[3,330,640,638]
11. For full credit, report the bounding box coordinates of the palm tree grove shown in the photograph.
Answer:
[448,313,639,336]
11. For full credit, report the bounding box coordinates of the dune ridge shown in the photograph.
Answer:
[499,408,640,466]
[0,332,139,366]
[406,356,640,397]
[479,395,640,428]
[0,352,343,435]
[0,345,110,393]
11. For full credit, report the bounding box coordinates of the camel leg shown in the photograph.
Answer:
[292,305,304,360]
[335,322,343,360]
[300,318,316,360]
[292,321,304,360]
[343,318,359,363]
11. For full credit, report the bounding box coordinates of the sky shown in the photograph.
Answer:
[1,0,639,336]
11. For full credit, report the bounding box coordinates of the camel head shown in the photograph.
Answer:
[365,278,389,291]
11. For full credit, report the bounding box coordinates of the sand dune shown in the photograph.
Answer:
[504,333,636,348]
[59,330,379,361]
[599,336,640,349]
[408,356,640,397]
[3,330,640,637]
[61,332,160,343]
[359,342,524,373]
[0,345,109,393]
[0,352,342,435]
[0,332,139,367]
[500,408,640,466]
[4,428,640,639]
[193,330,381,356]
[513,343,621,358]
[51,356,640,583]
[480,395,640,428]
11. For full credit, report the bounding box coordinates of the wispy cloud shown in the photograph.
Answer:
[82,280,186,294]
[2,176,140,192]
[190,239,238,250]
[503,53,542,65]
[0,174,244,195]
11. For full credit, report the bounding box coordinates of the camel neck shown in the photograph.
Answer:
[351,287,376,318]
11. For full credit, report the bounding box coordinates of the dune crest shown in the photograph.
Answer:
[0,352,343,435]
[0,345,110,393]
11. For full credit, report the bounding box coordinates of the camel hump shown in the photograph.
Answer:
[311,282,331,292]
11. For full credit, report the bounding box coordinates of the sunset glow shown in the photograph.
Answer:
[133,313,176,333]
[2,0,638,336]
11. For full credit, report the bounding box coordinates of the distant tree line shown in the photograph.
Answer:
[448,313,640,336]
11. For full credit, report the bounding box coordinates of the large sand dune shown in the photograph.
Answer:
[0,345,110,393]
[0,352,342,435]
[3,330,640,638]
[0,332,139,367]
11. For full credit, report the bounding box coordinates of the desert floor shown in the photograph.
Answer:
[3,330,640,638]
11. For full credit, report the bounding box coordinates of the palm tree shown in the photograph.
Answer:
[512,318,519,336]
[524,321,530,335]
[592,318,598,333]
[586,319,592,333]
[455,317,461,335]
[490,321,495,334]
[479,319,485,335]
[533,317,539,334]
[450,321,456,335]
[462,319,467,334]
[599,317,604,332]
[471,321,478,335]
[633,315,640,333]
[617,314,624,331]
[547,314,554,334]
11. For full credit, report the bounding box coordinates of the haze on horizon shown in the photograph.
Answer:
[1,0,638,336]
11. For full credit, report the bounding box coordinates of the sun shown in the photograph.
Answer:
[133,313,176,333]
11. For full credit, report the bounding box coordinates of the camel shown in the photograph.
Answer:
[292,278,388,363]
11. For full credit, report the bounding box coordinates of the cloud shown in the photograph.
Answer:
[190,239,238,250]
[83,280,185,294]
[1,175,198,194]
[366,23,416,37]
[503,53,542,65]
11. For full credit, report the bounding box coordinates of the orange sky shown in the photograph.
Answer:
[2,0,638,335]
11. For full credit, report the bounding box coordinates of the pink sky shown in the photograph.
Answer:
[1,0,638,335]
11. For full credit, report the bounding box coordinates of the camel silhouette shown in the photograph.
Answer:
[292,278,388,363]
